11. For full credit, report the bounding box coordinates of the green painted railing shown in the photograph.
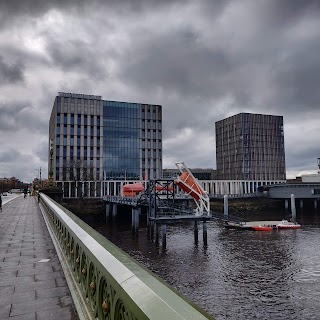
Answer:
[39,193,215,320]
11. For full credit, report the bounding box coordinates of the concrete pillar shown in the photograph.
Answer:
[132,207,140,233]
[131,208,135,231]
[155,223,159,245]
[194,221,198,244]
[112,204,117,218]
[106,204,110,220]
[285,199,289,210]
[291,194,296,224]
[224,195,228,219]
[203,221,207,246]
[162,224,166,250]
[300,200,303,209]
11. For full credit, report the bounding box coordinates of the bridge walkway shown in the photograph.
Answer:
[0,195,78,320]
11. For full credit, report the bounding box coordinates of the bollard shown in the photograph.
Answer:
[224,195,228,219]
[194,221,198,244]
[162,224,166,250]
[203,221,207,246]
[291,194,296,223]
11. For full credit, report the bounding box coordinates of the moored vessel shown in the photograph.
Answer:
[277,220,301,229]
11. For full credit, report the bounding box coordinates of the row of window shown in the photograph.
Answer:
[57,113,101,126]
[56,135,101,147]
[57,102,101,115]
[56,124,101,136]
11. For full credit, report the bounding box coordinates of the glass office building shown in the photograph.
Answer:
[49,92,162,189]
[215,112,286,180]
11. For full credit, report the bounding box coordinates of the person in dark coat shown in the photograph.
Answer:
[0,194,2,212]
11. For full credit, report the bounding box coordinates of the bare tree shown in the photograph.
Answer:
[61,158,95,197]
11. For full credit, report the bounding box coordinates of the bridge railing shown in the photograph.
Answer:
[39,193,214,320]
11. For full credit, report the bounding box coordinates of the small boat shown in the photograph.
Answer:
[277,220,301,229]
[225,221,252,230]
[122,182,144,197]
[251,225,273,231]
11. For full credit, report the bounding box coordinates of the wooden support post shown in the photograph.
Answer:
[291,194,296,224]
[203,221,207,246]
[162,224,166,250]
[194,221,198,244]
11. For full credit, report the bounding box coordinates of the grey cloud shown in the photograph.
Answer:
[0,102,48,133]
[0,56,24,85]
[33,141,49,163]
[45,39,109,80]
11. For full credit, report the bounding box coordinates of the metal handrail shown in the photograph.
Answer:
[39,193,214,320]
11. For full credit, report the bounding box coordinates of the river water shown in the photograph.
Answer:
[86,210,320,320]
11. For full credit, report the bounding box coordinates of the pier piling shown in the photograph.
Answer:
[194,221,198,244]
[291,194,296,223]
[203,221,207,246]
[162,224,167,250]
[224,195,228,219]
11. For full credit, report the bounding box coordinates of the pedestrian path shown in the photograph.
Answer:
[0,195,78,320]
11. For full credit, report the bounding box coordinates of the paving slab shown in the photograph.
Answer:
[0,196,78,320]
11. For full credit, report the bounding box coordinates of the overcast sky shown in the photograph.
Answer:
[0,0,320,183]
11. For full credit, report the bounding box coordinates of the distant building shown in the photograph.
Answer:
[49,92,162,197]
[215,112,286,180]
[163,168,217,180]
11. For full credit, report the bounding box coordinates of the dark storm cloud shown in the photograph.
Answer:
[0,0,319,179]
[0,56,24,85]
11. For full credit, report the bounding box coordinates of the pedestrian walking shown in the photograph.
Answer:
[0,194,2,212]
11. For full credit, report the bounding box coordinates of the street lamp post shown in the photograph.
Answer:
[48,139,54,187]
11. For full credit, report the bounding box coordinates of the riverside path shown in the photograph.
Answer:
[0,195,78,320]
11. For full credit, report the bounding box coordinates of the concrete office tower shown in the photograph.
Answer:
[49,92,162,187]
[215,113,286,180]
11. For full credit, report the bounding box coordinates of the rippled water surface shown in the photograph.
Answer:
[87,211,320,320]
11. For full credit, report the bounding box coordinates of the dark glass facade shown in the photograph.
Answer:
[103,101,140,180]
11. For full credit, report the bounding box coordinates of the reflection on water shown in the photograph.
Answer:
[87,211,320,320]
